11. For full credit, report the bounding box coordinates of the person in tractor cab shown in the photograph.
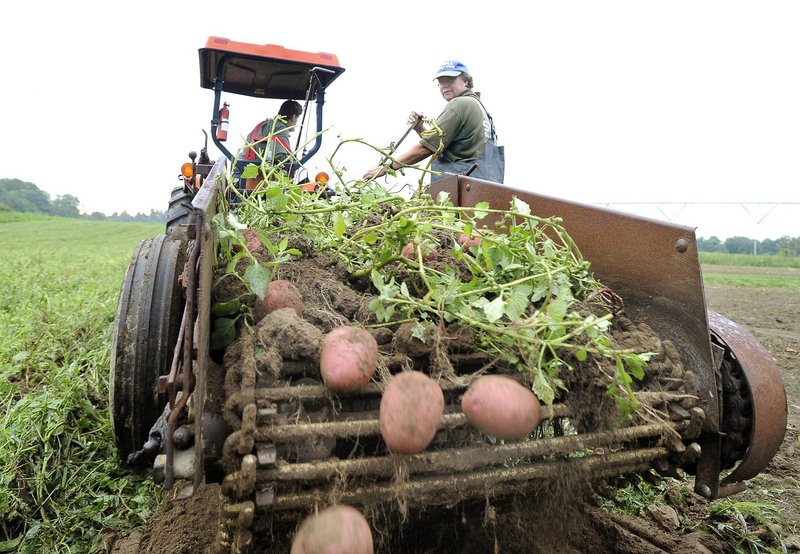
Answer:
[233,100,303,191]
[362,60,504,184]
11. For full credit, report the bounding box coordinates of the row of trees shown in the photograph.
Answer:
[0,178,164,222]
[696,235,799,256]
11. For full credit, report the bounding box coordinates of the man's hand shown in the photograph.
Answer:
[408,111,425,135]
[362,166,388,181]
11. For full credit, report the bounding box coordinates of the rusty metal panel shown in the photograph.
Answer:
[430,175,719,430]
[708,310,788,484]
[192,157,226,487]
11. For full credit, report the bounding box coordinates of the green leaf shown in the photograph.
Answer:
[473,201,490,220]
[411,323,429,343]
[244,263,270,299]
[211,318,237,351]
[531,283,548,303]
[512,197,531,215]
[483,296,506,322]
[505,284,532,320]
[624,352,651,380]
[333,212,347,238]
[0,536,23,552]
[369,298,388,322]
[436,190,452,205]
[532,369,555,405]
[241,163,259,178]
[395,218,417,236]
[363,233,378,244]
[546,296,568,323]
[211,299,241,316]
[370,269,385,291]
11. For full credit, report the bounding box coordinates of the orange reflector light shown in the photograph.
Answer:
[315,172,329,185]
[181,163,194,179]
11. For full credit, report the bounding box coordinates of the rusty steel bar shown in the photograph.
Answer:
[266,447,670,511]
[254,372,532,401]
[192,157,226,489]
[257,422,673,483]
[164,196,204,490]
[255,406,574,443]
[255,382,694,406]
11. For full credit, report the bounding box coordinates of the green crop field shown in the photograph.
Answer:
[0,214,794,552]
[0,215,163,552]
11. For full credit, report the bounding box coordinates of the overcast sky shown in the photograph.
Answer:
[3,1,798,240]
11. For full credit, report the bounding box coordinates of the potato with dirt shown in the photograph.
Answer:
[461,375,542,440]
[320,326,378,392]
[290,504,373,554]
[255,279,303,320]
[379,371,444,454]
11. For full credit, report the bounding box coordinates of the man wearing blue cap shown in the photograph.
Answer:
[363,60,503,183]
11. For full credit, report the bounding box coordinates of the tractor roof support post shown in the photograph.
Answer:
[299,69,331,166]
[210,55,233,161]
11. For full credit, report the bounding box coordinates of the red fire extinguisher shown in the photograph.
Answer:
[217,102,230,142]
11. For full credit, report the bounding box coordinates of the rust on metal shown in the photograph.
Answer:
[708,310,788,485]
[268,447,670,511]
[257,423,673,483]
[429,175,719,431]
[191,158,224,489]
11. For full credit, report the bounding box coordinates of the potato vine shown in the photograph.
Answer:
[215,140,649,414]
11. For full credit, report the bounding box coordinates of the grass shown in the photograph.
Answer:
[700,252,800,289]
[706,500,787,553]
[702,273,800,289]
[0,215,164,552]
[700,251,800,269]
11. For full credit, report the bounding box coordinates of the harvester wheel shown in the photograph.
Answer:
[165,185,195,237]
[110,234,186,462]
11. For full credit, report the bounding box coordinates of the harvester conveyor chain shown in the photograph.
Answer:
[256,422,675,483]
[263,446,670,511]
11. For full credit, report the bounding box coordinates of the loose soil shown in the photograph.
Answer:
[105,266,800,554]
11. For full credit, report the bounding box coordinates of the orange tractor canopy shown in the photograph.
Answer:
[199,36,345,165]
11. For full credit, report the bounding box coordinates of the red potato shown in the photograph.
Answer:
[457,232,482,250]
[320,326,378,392]
[401,240,438,261]
[232,228,264,254]
[255,279,303,320]
[290,504,374,554]
[242,228,263,253]
[380,371,444,454]
[461,375,541,440]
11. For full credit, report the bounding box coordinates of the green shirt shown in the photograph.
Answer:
[420,90,489,163]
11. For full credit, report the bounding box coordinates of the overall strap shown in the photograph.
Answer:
[468,93,497,141]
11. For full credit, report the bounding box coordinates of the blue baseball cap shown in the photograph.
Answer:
[434,60,469,79]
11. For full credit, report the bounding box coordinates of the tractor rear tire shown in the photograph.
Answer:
[165,186,195,237]
[110,234,186,463]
